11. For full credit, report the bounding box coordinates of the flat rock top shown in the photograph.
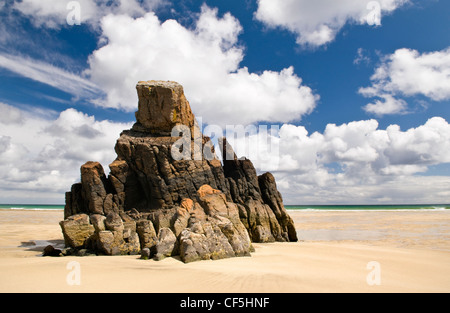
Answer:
[137,80,183,91]
[135,80,195,134]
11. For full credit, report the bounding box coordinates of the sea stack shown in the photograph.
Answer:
[60,80,297,262]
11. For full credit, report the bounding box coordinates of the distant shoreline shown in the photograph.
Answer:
[286,204,450,211]
[1,203,449,211]
[0,204,64,210]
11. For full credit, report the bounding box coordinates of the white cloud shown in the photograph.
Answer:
[86,5,318,126]
[4,2,450,205]
[0,102,24,124]
[254,0,409,47]
[229,117,450,204]
[1,100,449,204]
[363,94,409,115]
[354,48,371,65]
[279,173,450,205]
[360,47,450,115]
[5,4,318,126]
[0,53,101,99]
[13,0,166,28]
[0,102,132,203]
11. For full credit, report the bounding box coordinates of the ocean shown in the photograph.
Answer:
[0,204,448,211]
[0,204,64,210]
[286,204,450,211]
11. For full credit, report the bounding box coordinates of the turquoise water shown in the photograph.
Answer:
[285,204,450,211]
[0,204,64,210]
[1,204,449,211]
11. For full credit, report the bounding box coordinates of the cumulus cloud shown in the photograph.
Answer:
[363,94,409,116]
[278,173,450,205]
[360,47,450,115]
[5,4,318,126]
[228,117,450,204]
[13,0,167,28]
[0,103,132,203]
[254,0,409,47]
[4,2,449,205]
[86,5,318,126]
[1,100,449,204]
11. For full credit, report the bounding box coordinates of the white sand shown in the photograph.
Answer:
[0,209,449,293]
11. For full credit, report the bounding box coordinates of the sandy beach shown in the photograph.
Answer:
[0,209,449,293]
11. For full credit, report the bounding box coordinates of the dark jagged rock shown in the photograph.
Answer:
[219,137,293,242]
[258,172,298,242]
[60,80,297,262]
[43,245,62,257]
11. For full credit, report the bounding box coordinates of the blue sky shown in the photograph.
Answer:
[0,0,449,204]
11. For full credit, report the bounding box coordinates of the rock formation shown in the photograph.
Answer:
[60,80,297,262]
